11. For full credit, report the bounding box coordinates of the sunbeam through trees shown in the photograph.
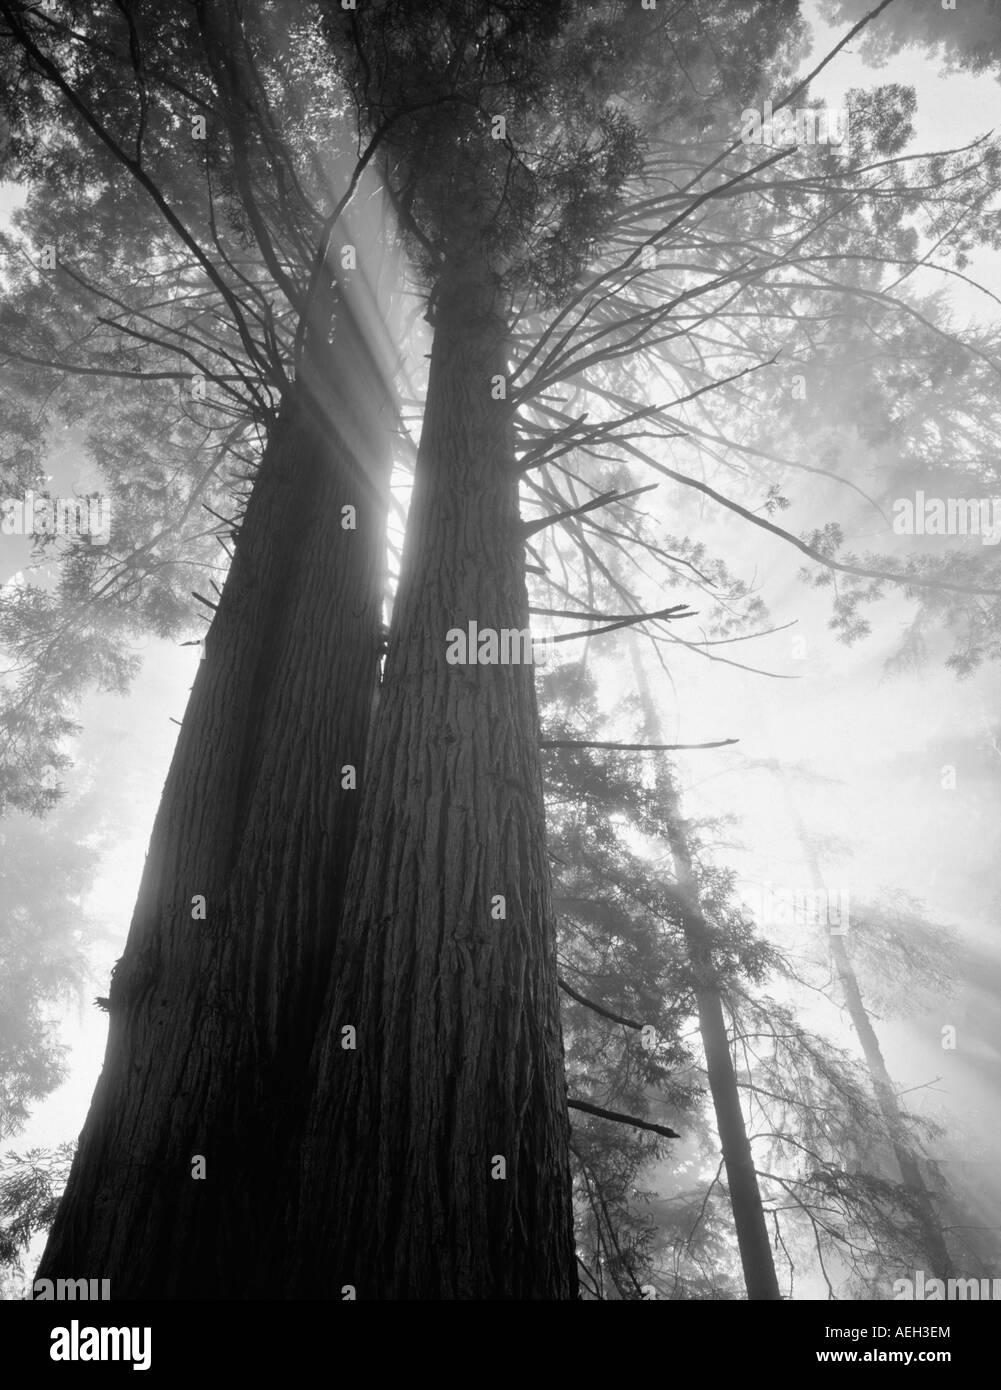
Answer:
[0,0,999,1364]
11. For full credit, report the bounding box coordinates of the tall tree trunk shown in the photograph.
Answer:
[36,296,393,1299]
[292,265,578,1300]
[775,777,955,1280]
[672,842,782,1301]
[628,636,781,1300]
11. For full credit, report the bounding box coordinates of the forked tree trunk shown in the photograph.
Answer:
[37,305,392,1298]
[292,267,578,1300]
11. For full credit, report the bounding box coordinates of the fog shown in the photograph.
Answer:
[1,0,999,1307]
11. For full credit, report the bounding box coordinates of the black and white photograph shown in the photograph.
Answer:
[0,0,999,1360]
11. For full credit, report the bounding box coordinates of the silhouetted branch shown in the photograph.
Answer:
[521,484,657,537]
[558,978,644,1030]
[568,1098,680,1140]
[551,603,697,643]
[542,738,738,751]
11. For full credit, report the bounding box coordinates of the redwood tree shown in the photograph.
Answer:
[288,0,665,1299]
[0,0,397,1296]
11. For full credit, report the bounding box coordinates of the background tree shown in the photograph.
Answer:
[826,0,1001,81]
[540,660,695,1298]
[0,1144,74,1293]
[0,811,91,1141]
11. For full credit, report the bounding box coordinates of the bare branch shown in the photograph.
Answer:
[550,603,698,644]
[568,1098,680,1141]
[520,484,657,538]
[542,738,738,752]
[557,978,644,1031]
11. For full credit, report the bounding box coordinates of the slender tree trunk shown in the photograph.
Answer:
[674,847,782,1301]
[37,302,393,1298]
[776,779,955,1280]
[292,265,578,1300]
[628,635,781,1299]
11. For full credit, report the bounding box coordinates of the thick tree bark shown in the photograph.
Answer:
[628,636,781,1300]
[36,303,392,1298]
[292,267,578,1300]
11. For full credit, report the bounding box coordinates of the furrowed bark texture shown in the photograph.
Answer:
[295,270,578,1300]
[37,308,392,1299]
